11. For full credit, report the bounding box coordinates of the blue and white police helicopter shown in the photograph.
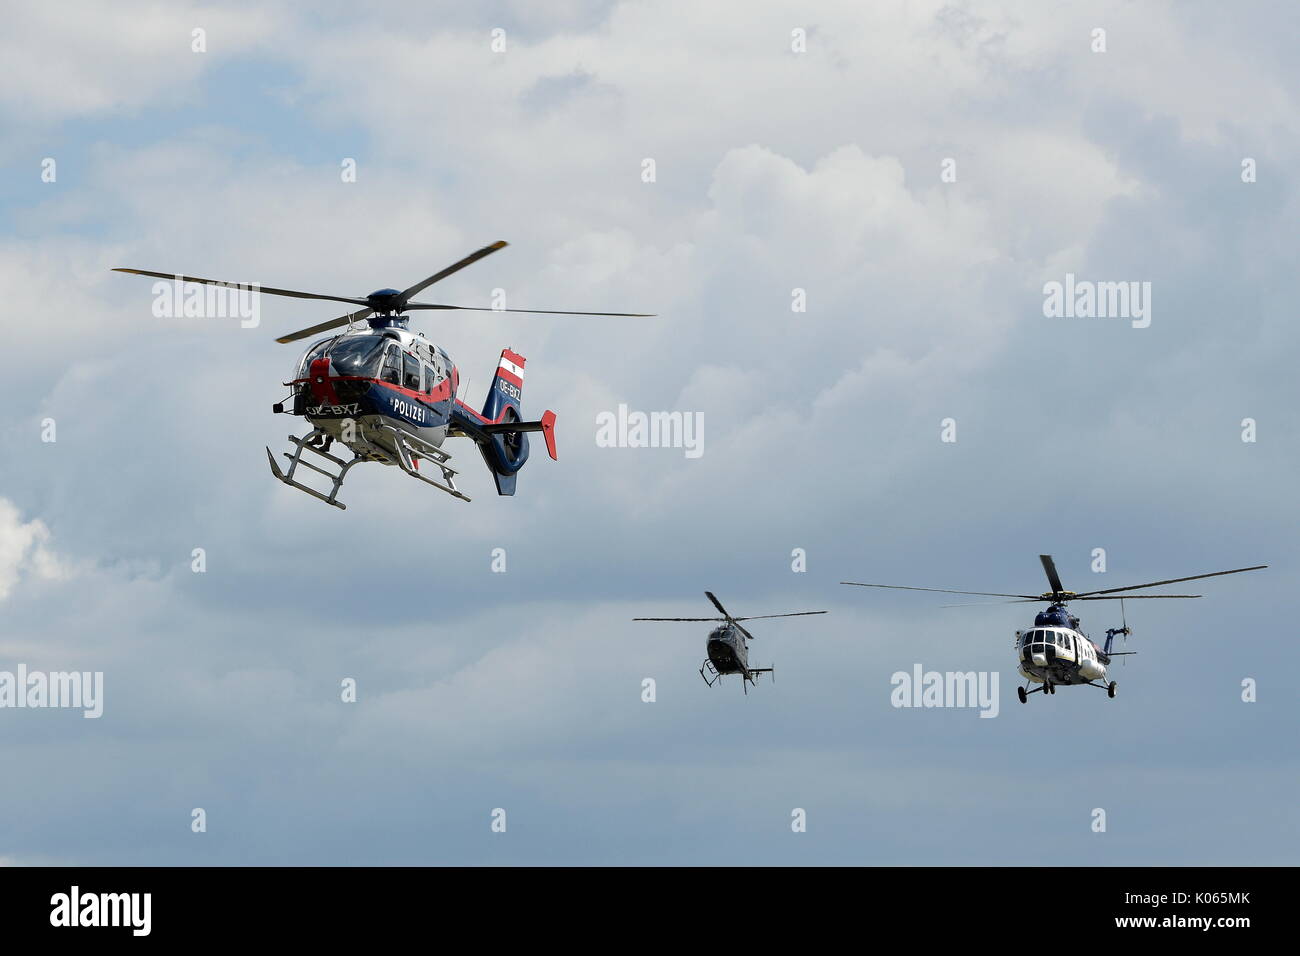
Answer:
[634,592,828,693]
[843,555,1265,703]
[115,241,650,509]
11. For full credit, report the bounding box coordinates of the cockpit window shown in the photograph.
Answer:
[1024,629,1056,647]
[327,337,386,377]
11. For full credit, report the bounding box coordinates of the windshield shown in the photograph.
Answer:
[1021,628,1074,648]
[327,337,386,377]
[296,338,333,377]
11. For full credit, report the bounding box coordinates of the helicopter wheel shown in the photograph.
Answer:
[1017,687,1027,704]
[1107,681,1117,699]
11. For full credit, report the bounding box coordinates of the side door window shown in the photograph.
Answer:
[380,344,402,384]
[402,352,421,391]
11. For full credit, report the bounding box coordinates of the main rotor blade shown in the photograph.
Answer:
[1039,554,1066,594]
[841,582,1038,599]
[732,611,828,621]
[939,594,1203,607]
[112,268,370,307]
[632,617,725,622]
[1072,565,1266,598]
[704,591,732,619]
[1074,594,1201,600]
[398,240,510,305]
[404,302,654,316]
[939,600,1040,607]
[275,307,375,344]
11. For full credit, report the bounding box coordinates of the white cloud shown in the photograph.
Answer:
[0,498,69,601]
[0,0,1294,865]
[0,3,279,122]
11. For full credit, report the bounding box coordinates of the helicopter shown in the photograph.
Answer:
[633,592,827,693]
[842,555,1265,704]
[114,241,650,509]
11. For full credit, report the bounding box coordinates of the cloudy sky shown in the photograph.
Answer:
[1,0,1296,865]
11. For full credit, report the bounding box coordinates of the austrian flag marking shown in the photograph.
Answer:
[498,349,525,387]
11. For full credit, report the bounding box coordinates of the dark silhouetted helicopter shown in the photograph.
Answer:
[114,241,650,508]
[843,555,1264,704]
[634,592,827,693]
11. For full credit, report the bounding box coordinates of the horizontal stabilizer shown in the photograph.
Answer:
[480,410,557,460]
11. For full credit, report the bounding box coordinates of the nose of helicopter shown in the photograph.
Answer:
[308,357,339,404]
[1030,652,1048,667]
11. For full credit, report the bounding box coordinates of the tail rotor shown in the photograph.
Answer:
[1119,598,1131,664]
[1104,597,1137,661]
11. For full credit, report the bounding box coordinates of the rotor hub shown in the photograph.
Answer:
[365,288,404,314]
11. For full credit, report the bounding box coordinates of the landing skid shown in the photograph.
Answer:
[266,429,360,510]
[375,423,470,503]
[267,424,471,509]
[699,660,775,695]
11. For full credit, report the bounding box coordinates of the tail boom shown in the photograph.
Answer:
[449,348,557,495]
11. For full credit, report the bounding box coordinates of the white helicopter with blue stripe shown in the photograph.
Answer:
[843,555,1265,703]
[115,241,650,509]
